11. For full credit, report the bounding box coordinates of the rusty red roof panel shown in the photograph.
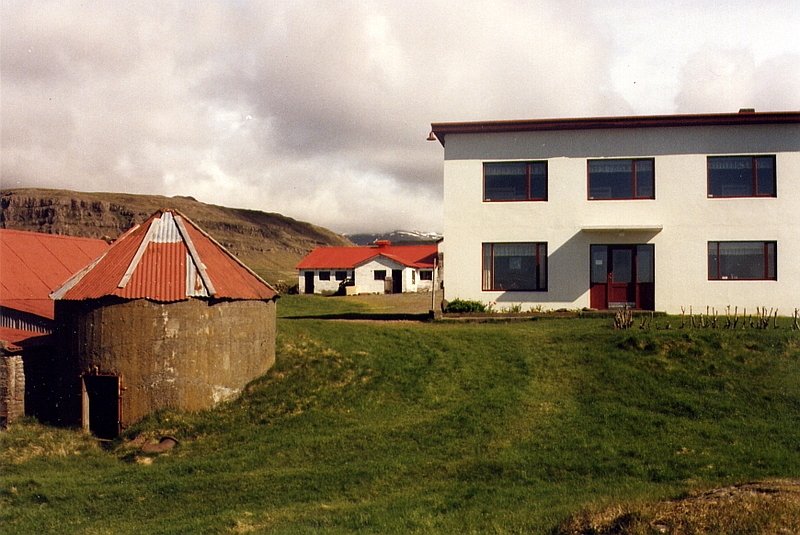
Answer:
[52,209,277,302]
[0,328,51,349]
[57,222,148,300]
[296,247,378,269]
[297,243,438,270]
[118,242,187,301]
[183,222,278,300]
[0,229,110,319]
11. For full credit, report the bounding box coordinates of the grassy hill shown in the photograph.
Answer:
[2,297,799,533]
[0,188,351,284]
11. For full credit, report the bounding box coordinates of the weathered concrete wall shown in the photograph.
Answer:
[54,297,276,428]
[0,356,25,427]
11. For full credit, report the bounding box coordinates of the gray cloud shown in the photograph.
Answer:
[675,49,800,113]
[2,1,798,234]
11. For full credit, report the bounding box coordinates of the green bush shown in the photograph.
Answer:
[444,298,487,313]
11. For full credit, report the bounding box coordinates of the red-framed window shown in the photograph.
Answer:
[483,162,547,202]
[587,158,654,200]
[707,156,776,198]
[708,241,777,280]
[482,242,547,291]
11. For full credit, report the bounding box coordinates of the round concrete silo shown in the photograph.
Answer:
[51,209,278,437]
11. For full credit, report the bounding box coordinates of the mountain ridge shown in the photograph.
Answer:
[0,188,352,285]
[346,229,442,246]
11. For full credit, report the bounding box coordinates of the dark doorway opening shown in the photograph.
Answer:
[82,374,121,439]
[391,269,403,293]
[304,271,315,294]
[590,244,654,310]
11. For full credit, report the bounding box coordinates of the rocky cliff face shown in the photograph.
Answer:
[1,193,142,239]
[1,188,351,283]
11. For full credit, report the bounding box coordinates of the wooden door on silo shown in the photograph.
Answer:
[82,373,121,439]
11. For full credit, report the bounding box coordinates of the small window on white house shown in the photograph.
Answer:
[420,270,433,281]
[319,271,330,280]
[374,270,387,280]
[335,271,347,281]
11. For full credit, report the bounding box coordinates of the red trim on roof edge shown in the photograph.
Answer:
[429,111,800,146]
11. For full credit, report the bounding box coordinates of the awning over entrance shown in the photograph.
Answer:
[581,224,663,234]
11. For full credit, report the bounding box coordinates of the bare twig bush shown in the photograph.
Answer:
[619,306,798,331]
[613,308,634,330]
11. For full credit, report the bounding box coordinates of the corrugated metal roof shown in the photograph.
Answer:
[0,328,50,349]
[51,209,277,302]
[296,243,437,270]
[0,229,110,319]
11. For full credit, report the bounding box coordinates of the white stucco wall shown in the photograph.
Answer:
[442,123,800,313]
[298,269,353,294]
[353,257,408,294]
[416,270,434,292]
[298,263,435,294]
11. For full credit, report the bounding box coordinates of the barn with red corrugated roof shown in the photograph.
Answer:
[0,229,110,427]
[0,229,110,343]
[296,241,439,295]
[49,209,279,438]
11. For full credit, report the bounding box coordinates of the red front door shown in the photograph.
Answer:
[608,247,635,307]
[590,244,654,310]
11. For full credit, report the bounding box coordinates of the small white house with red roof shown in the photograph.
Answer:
[296,241,439,295]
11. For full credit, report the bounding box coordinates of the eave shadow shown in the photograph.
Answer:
[281,312,432,322]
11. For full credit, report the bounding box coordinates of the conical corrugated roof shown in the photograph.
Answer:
[51,209,277,302]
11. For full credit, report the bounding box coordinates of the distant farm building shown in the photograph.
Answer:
[48,209,278,438]
[0,230,110,427]
[297,241,439,295]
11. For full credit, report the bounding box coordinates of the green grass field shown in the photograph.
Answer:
[2,295,799,533]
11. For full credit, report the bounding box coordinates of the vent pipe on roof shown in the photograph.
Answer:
[374,240,391,248]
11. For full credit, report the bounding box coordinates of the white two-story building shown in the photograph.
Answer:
[430,110,800,313]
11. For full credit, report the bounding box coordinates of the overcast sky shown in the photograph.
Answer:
[2,1,799,234]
